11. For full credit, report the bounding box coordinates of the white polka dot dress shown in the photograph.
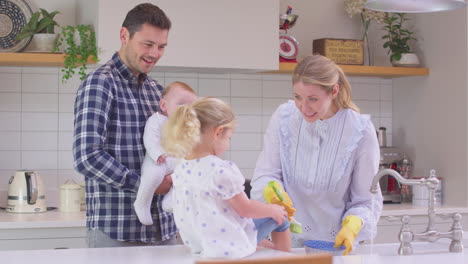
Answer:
[172,155,257,259]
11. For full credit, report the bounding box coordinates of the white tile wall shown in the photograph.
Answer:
[0,66,393,206]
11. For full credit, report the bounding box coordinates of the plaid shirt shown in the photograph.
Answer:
[73,52,176,243]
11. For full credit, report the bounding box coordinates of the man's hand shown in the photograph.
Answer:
[155,174,172,194]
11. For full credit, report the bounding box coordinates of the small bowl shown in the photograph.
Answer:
[304,240,345,256]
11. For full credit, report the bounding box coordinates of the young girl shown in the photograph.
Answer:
[161,97,291,259]
[134,82,197,225]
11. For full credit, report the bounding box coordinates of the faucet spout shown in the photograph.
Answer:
[370,168,432,193]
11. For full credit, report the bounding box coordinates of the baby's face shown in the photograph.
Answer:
[162,86,197,116]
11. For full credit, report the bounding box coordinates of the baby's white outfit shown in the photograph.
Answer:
[172,155,257,259]
[134,112,178,225]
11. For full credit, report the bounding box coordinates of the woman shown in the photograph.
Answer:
[250,55,383,255]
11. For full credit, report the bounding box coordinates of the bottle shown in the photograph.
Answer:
[378,127,387,148]
[399,155,413,203]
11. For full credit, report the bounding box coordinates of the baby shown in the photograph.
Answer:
[134,81,197,225]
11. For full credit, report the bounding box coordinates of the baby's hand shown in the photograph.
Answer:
[268,204,288,225]
[157,154,166,164]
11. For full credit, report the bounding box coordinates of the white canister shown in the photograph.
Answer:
[60,180,82,212]
[412,177,443,206]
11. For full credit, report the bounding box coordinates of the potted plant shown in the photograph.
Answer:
[54,25,98,82]
[15,9,60,52]
[382,13,419,67]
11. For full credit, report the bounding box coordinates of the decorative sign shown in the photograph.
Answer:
[313,39,364,65]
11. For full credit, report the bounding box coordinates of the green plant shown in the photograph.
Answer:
[15,9,59,41]
[382,13,416,63]
[54,25,98,82]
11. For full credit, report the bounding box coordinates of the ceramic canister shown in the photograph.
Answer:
[60,180,82,212]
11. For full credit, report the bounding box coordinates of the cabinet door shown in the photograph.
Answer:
[79,0,279,71]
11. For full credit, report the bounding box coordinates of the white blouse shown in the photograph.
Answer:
[251,101,383,247]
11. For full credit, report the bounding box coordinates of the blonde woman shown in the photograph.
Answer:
[162,97,291,259]
[250,55,383,255]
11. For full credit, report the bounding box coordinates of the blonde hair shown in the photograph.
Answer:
[292,55,359,112]
[162,81,196,98]
[162,97,236,158]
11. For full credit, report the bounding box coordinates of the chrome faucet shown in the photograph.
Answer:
[370,169,464,255]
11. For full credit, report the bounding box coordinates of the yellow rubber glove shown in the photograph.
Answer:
[263,181,303,233]
[263,181,296,220]
[334,215,362,255]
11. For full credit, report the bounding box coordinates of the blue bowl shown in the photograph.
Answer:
[304,240,346,256]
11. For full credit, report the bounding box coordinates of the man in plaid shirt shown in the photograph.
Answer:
[73,3,177,247]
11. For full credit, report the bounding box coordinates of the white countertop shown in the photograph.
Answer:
[381,203,468,216]
[1,204,467,229]
[0,210,86,229]
[0,242,466,264]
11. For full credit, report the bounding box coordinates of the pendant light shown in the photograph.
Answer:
[365,0,466,13]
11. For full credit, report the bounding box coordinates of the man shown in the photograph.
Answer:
[73,3,176,247]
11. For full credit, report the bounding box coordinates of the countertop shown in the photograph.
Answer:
[1,204,467,229]
[0,242,466,264]
[0,210,86,229]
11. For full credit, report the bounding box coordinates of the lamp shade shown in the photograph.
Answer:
[365,0,466,13]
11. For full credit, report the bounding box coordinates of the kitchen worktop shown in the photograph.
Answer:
[0,241,466,264]
[0,210,86,229]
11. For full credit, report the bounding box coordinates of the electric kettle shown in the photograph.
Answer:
[7,170,47,213]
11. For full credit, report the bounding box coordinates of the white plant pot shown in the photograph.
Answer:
[24,33,58,53]
[392,53,420,67]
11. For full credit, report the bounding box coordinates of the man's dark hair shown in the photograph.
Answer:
[122,3,171,38]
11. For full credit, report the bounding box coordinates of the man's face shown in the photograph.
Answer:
[119,23,169,76]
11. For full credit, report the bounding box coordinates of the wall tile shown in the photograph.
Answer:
[0,93,21,112]
[198,73,230,79]
[59,94,76,113]
[0,67,21,73]
[352,83,380,100]
[59,113,74,132]
[380,84,393,101]
[230,150,261,169]
[230,133,262,151]
[58,132,73,151]
[262,116,272,133]
[230,73,261,80]
[349,76,380,84]
[240,168,255,180]
[164,72,198,78]
[381,101,393,117]
[262,80,292,98]
[22,93,58,112]
[22,151,58,170]
[380,117,393,134]
[164,77,199,93]
[0,73,21,92]
[22,74,58,93]
[22,112,58,131]
[354,100,380,117]
[22,132,58,150]
[38,170,59,191]
[231,98,262,115]
[261,74,291,81]
[0,151,21,170]
[0,112,21,131]
[262,98,287,116]
[58,151,74,170]
[58,169,84,185]
[22,67,58,74]
[59,74,82,94]
[236,115,262,133]
[231,79,262,97]
[0,132,21,150]
[198,79,230,97]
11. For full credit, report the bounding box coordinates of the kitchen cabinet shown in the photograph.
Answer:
[0,211,86,251]
[77,0,279,72]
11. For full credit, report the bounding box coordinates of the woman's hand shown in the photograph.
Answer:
[268,204,288,225]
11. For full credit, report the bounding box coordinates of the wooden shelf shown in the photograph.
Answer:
[266,62,429,78]
[0,53,97,67]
